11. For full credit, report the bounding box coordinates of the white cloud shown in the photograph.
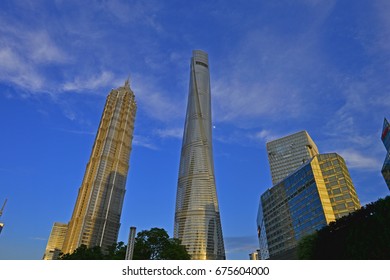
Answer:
[28,31,68,64]
[373,0,390,53]
[224,235,259,255]
[104,0,161,27]
[62,71,120,92]
[131,74,185,123]
[0,18,68,92]
[154,128,183,139]
[338,149,382,170]
[55,128,95,135]
[210,4,336,124]
[252,129,281,143]
[132,135,158,150]
[0,47,44,91]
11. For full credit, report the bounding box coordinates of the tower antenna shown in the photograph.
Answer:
[0,199,7,218]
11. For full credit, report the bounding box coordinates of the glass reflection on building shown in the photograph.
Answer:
[258,153,360,259]
[381,118,390,190]
[174,50,225,260]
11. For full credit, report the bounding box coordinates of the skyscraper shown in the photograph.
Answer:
[62,80,136,254]
[381,118,390,190]
[267,131,319,185]
[257,131,360,259]
[43,222,68,260]
[258,153,360,259]
[174,50,225,260]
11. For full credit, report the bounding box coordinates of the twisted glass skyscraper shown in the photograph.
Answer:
[174,50,225,260]
[62,80,136,254]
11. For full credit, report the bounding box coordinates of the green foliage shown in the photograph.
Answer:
[105,241,127,260]
[60,242,126,260]
[60,244,105,260]
[297,232,318,260]
[298,195,390,259]
[133,227,191,260]
[59,228,190,260]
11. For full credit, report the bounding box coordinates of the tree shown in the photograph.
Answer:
[59,228,190,260]
[60,244,105,260]
[133,228,191,260]
[60,242,126,260]
[105,241,127,260]
[298,195,390,259]
[297,232,318,260]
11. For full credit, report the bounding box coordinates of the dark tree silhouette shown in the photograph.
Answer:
[298,196,390,259]
[133,228,191,260]
[59,228,190,260]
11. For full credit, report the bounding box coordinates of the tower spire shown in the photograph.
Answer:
[0,199,7,218]
[125,77,130,88]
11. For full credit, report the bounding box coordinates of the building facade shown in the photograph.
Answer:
[62,80,136,254]
[267,131,319,185]
[174,50,225,260]
[381,118,390,190]
[43,222,68,260]
[258,153,360,259]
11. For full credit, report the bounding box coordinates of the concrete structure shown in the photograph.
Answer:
[43,222,68,260]
[125,226,136,260]
[381,118,390,190]
[62,80,136,254]
[249,250,260,260]
[267,131,319,185]
[174,50,225,260]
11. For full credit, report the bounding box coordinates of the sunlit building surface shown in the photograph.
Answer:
[43,222,68,260]
[174,50,225,260]
[258,153,360,259]
[62,81,136,254]
[267,131,319,185]
[317,154,360,218]
[381,118,390,190]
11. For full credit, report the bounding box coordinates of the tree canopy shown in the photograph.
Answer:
[133,227,191,260]
[60,241,126,260]
[298,195,390,259]
[60,227,190,260]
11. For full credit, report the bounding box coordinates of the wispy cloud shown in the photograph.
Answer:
[0,46,44,92]
[132,74,185,123]
[55,128,95,136]
[29,237,47,241]
[62,71,120,93]
[0,15,69,92]
[224,235,259,257]
[251,129,283,143]
[133,135,158,150]
[154,128,183,139]
[104,0,162,28]
[211,2,336,124]
[338,149,382,171]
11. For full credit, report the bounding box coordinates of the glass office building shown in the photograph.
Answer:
[174,50,225,260]
[381,118,390,190]
[267,131,319,185]
[258,153,360,259]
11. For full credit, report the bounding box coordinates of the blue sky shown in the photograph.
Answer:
[0,0,389,260]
